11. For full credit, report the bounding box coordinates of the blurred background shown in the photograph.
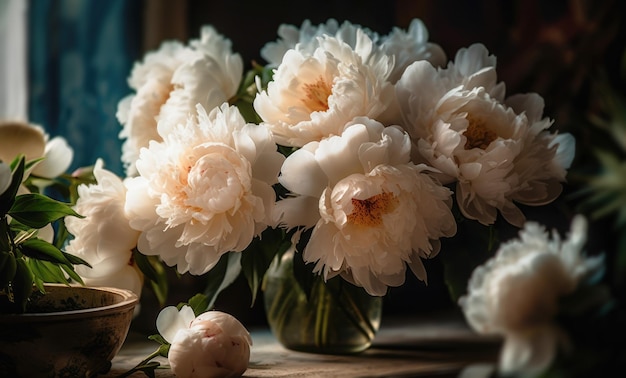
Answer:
[1,0,624,332]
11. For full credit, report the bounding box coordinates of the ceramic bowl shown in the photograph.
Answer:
[0,284,138,377]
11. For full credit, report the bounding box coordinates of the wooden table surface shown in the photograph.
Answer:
[102,310,501,377]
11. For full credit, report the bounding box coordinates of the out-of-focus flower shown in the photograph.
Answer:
[125,103,284,275]
[395,43,575,227]
[156,305,252,378]
[0,120,46,164]
[117,26,243,177]
[458,215,604,376]
[254,32,394,147]
[65,159,143,297]
[0,120,73,180]
[274,118,456,296]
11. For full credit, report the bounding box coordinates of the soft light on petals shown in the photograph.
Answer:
[156,305,196,344]
[125,103,283,275]
[276,121,456,295]
[31,136,74,178]
[167,310,252,378]
[458,215,604,376]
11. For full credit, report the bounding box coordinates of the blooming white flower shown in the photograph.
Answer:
[254,32,394,148]
[117,26,243,176]
[458,215,604,376]
[65,159,143,296]
[260,18,380,67]
[395,43,575,227]
[31,135,74,179]
[274,118,457,296]
[157,306,252,378]
[379,18,447,83]
[125,103,284,275]
[260,18,445,84]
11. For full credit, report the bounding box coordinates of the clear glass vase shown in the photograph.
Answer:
[263,251,383,354]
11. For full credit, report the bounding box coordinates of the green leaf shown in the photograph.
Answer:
[20,238,71,265]
[202,252,241,309]
[241,227,291,305]
[60,263,85,285]
[62,251,92,267]
[148,333,169,346]
[12,257,35,312]
[9,193,81,228]
[184,293,210,316]
[27,258,70,284]
[134,250,169,306]
[0,155,25,216]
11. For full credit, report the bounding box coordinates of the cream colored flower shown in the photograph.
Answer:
[125,103,284,275]
[65,159,142,296]
[157,306,252,378]
[260,18,379,67]
[0,120,73,182]
[275,118,456,296]
[395,43,575,227]
[379,18,447,83]
[117,26,243,176]
[458,215,604,376]
[254,32,394,148]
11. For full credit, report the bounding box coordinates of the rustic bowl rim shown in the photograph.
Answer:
[0,283,138,323]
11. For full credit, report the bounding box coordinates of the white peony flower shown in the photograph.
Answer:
[65,158,143,297]
[260,18,445,84]
[31,135,74,179]
[379,18,447,83]
[395,43,575,227]
[125,103,284,275]
[274,118,457,296]
[157,306,252,378]
[254,32,394,148]
[117,26,243,177]
[260,18,380,67]
[458,215,604,377]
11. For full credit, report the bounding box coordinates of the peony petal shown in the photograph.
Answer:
[156,305,196,344]
[279,147,327,197]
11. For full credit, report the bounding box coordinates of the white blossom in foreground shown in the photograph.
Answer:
[254,32,394,147]
[157,306,252,378]
[65,159,143,297]
[117,26,243,176]
[125,103,284,275]
[458,215,604,377]
[395,43,575,227]
[275,118,457,296]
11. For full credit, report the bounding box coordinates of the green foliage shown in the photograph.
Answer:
[0,156,89,313]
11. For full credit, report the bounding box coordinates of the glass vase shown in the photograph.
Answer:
[263,251,383,354]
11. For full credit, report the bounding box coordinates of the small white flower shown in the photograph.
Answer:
[157,306,253,378]
[458,215,604,376]
[254,32,394,147]
[117,26,243,176]
[275,118,456,296]
[65,159,143,296]
[395,43,575,227]
[125,103,284,275]
[31,135,74,179]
